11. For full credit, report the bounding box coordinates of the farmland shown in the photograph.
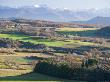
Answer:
[56,27,99,37]
[0,52,83,82]
[0,18,110,82]
[0,72,82,82]
[0,33,96,47]
[56,27,99,31]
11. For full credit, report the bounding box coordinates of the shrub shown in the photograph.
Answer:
[85,59,98,68]
[34,56,110,81]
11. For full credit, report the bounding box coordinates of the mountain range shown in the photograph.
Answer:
[72,16,110,25]
[1,5,110,23]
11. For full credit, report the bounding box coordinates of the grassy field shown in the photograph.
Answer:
[0,33,96,47]
[0,27,99,81]
[0,52,53,58]
[0,53,84,82]
[56,27,99,37]
[0,72,84,82]
[56,27,99,31]
[0,52,53,70]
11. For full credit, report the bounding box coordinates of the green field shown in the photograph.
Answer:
[0,28,99,82]
[0,33,96,47]
[56,27,98,37]
[0,55,83,82]
[0,72,84,82]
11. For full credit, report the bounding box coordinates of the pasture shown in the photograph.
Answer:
[0,52,84,82]
[56,27,99,37]
[0,72,84,82]
[56,27,99,31]
[0,27,104,82]
[0,33,96,47]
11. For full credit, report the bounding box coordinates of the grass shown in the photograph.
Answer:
[0,72,84,82]
[0,69,32,77]
[0,81,62,82]
[0,51,86,82]
[16,52,53,58]
[0,56,83,82]
[0,52,85,82]
[0,63,10,69]
[56,27,98,32]
[0,52,53,70]
[56,27,99,37]
[0,33,96,47]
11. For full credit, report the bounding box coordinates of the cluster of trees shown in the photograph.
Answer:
[51,46,104,55]
[0,38,20,48]
[34,53,110,81]
[0,48,15,55]
[96,26,110,37]
[4,59,22,70]
[11,19,61,27]
[34,55,82,79]
[0,26,56,37]
[0,56,22,69]
[0,38,46,50]
[73,37,105,44]
[57,30,97,37]
[0,19,57,37]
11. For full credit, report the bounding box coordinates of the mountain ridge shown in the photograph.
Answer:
[1,6,110,22]
[72,16,110,25]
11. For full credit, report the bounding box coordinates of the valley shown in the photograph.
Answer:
[1,0,110,81]
[0,18,110,82]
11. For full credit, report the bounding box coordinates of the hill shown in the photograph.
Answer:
[96,26,110,37]
[72,16,110,25]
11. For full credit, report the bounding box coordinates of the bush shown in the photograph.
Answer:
[85,59,98,68]
[34,56,110,81]
[0,38,46,49]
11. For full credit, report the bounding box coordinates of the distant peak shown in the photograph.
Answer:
[34,4,40,8]
[64,8,69,10]
[94,16,110,19]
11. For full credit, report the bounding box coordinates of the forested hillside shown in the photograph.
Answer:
[96,26,110,37]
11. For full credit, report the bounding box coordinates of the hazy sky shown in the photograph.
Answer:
[0,0,110,10]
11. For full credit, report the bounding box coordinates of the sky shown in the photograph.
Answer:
[0,0,110,10]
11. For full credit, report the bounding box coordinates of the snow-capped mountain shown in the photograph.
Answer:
[0,5,110,22]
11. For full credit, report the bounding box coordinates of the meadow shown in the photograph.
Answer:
[0,33,96,47]
[0,52,84,82]
[56,27,99,37]
[0,27,105,82]
[0,72,84,82]
[56,27,99,31]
